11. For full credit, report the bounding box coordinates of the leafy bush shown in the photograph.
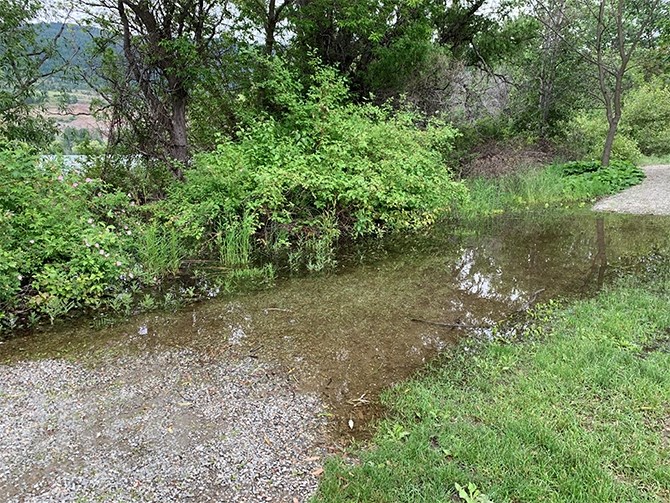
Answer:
[622,82,670,156]
[558,160,601,176]
[166,64,467,259]
[560,160,645,198]
[0,143,138,324]
[561,113,642,164]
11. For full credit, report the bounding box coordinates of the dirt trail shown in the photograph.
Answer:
[593,165,670,215]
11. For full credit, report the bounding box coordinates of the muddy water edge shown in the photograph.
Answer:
[3,211,670,440]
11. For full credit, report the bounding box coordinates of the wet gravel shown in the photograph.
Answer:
[0,350,330,502]
[593,165,670,215]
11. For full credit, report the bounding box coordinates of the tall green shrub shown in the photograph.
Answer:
[0,143,137,323]
[622,82,670,156]
[561,112,642,163]
[166,64,467,253]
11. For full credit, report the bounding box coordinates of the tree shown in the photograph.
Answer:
[0,0,67,145]
[82,0,230,178]
[236,0,295,55]
[533,0,664,165]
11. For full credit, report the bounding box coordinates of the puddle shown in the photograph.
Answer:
[3,211,670,439]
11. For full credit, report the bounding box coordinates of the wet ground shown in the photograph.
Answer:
[2,210,670,501]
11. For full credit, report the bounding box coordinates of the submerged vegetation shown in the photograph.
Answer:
[315,276,670,502]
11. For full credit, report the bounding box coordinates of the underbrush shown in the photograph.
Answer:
[462,160,645,218]
[0,145,140,328]
[315,277,670,502]
[0,70,467,333]
[0,64,648,333]
[161,66,466,273]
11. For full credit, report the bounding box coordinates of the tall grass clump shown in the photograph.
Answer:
[461,160,645,218]
[137,222,183,278]
[217,216,255,267]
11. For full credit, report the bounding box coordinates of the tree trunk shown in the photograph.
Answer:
[265,0,277,54]
[601,115,619,167]
[170,90,188,179]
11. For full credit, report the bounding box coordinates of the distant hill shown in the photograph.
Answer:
[35,22,103,91]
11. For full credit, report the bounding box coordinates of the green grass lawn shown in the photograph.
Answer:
[314,279,670,502]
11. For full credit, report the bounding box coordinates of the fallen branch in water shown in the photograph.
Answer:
[410,318,492,330]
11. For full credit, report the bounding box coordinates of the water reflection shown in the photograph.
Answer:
[2,211,670,438]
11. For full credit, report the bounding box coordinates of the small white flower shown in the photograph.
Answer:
[94,243,100,248]
[99,249,104,255]
[87,218,94,224]
[29,239,35,244]
[126,230,132,235]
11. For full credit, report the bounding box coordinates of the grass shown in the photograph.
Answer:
[138,222,184,278]
[461,167,594,219]
[462,167,572,218]
[460,161,644,219]
[640,155,670,166]
[314,278,670,502]
[217,217,255,267]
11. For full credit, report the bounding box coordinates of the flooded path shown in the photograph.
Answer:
[2,211,670,501]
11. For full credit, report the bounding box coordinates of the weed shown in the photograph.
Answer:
[455,482,494,503]
[109,292,133,315]
[162,291,182,311]
[217,216,255,267]
[138,293,157,311]
[41,296,75,324]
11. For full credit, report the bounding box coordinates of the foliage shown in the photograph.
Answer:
[0,143,138,324]
[561,112,642,164]
[557,160,602,176]
[507,10,591,138]
[560,160,645,198]
[82,0,232,176]
[137,221,184,279]
[166,64,466,262]
[461,160,645,217]
[315,278,670,502]
[622,81,670,156]
[0,0,58,146]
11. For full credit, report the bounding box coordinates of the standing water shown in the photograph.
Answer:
[1,211,670,501]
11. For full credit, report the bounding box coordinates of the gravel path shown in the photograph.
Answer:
[593,165,670,215]
[0,349,330,502]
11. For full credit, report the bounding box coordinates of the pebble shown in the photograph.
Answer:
[0,350,330,502]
